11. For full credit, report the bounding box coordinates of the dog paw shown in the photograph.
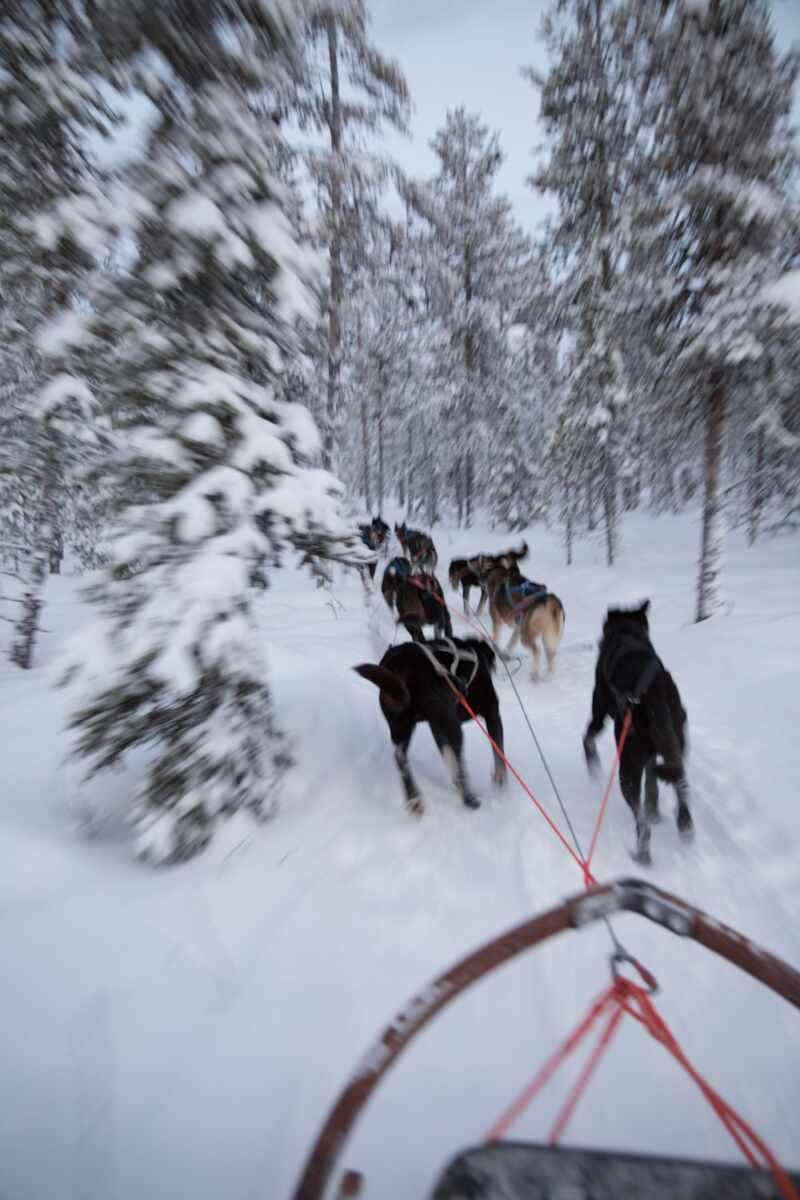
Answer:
[631,846,653,867]
[493,767,507,787]
[463,794,481,810]
[677,808,694,839]
[406,796,424,817]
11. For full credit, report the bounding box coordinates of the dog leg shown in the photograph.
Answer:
[529,638,541,681]
[484,702,506,787]
[433,723,479,809]
[620,755,651,866]
[644,759,661,823]
[476,587,487,616]
[674,773,694,840]
[504,625,521,659]
[394,738,423,816]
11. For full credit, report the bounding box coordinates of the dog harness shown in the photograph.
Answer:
[506,579,547,622]
[386,557,412,577]
[415,638,480,692]
[603,630,663,713]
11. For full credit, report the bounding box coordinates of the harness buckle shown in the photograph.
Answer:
[610,950,659,995]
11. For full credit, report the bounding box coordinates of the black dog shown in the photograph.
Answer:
[355,637,505,813]
[381,557,452,642]
[582,601,693,865]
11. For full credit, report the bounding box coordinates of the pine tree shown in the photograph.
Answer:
[0,1,111,666]
[59,1,345,863]
[629,0,798,620]
[293,0,409,472]
[528,0,636,565]
[408,110,531,526]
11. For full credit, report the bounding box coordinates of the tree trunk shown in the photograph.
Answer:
[49,526,63,574]
[454,459,463,527]
[360,393,372,513]
[464,448,474,528]
[565,499,573,567]
[586,480,596,531]
[747,423,766,547]
[696,376,726,622]
[406,424,414,517]
[323,16,343,472]
[377,402,385,513]
[602,450,617,567]
[427,444,438,528]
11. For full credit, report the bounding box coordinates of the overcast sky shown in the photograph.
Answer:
[367,0,800,235]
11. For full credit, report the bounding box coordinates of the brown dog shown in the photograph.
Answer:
[448,542,528,613]
[487,564,565,679]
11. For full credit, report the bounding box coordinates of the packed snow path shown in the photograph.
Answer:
[1,512,799,1200]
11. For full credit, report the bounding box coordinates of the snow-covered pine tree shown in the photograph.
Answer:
[629,0,798,620]
[408,110,531,527]
[59,1,345,863]
[0,2,111,666]
[527,0,636,566]
[490,325,548,531]
[292,0,409,472]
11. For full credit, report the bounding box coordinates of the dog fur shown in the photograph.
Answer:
[357,516,390,582]
[582,600,693,865]
[354,637,506,813]
[448,541,528,614]
[381,557,452,641]
[395,523,438,573]
[486,563,565,679]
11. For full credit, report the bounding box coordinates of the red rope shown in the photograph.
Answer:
[404,579,797,1199]
[444,680,593,881]
[584,708,633,880]
[405,577,596,883]
[485,985,616,1142]
[484,975,799,1200]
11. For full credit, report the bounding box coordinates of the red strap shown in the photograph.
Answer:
[584,708,633,881]
[484,975,799,1200]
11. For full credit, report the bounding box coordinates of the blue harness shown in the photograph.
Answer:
[386,557,412,577]
[506,579,547,622]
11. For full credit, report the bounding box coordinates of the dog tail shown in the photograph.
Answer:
[353,664,410,713]
[512,540,528,562]
[647,680,685,782]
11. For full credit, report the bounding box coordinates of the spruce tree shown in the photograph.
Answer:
[0,1,110,666]
[60,1,345,863]
[293,0,409,472]
[630,0,798,619]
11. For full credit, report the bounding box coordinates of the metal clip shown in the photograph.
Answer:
[610,950,659,995]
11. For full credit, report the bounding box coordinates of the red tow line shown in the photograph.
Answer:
[400,573,797,1199]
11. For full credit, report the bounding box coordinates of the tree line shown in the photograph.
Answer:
[0,0,798,858]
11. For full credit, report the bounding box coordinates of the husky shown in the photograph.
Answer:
[354,637,505,813]
[448,541,528,614]
[486,563,565,679]
[381,557,452,642]
[394,523,438,573]
[582,600,693,866]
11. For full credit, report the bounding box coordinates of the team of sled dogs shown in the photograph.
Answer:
[354,516,693,865]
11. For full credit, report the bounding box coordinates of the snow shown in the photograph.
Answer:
[763,269,800,318]
[37,372,95,420]
[1,509,799,1200]
[167,193,228,239]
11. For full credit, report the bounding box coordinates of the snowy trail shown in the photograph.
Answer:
[1,512,799,1200]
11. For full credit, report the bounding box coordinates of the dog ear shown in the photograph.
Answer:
[638,599,651,617]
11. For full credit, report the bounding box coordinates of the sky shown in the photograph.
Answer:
[367,0,800,236]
